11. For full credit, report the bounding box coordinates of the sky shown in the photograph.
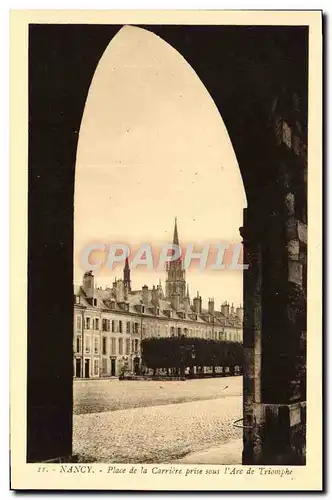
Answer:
[74,25,247,307]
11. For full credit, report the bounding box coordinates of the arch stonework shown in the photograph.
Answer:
[28,25,307,464]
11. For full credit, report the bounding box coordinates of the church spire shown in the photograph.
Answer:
[173,217,179,246]
[166,218,186,302]
[123,256,131,291]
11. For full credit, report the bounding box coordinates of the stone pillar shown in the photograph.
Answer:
[241,199,306,465]
[240,210,263,464]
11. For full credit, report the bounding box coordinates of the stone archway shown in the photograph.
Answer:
[27,24,307,464]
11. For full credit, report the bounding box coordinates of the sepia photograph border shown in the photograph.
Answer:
[10,9,322,491]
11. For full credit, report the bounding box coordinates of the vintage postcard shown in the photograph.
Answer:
[10,10,323,491]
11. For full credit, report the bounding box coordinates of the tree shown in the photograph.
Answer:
[141,337,243,375]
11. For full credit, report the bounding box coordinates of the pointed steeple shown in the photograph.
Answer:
[166,217,186,302]
[123,256,131,291]
[173,217,179,246]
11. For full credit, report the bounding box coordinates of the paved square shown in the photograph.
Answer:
[73,377,243,463]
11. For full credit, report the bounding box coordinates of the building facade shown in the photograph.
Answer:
[73,219,243,378]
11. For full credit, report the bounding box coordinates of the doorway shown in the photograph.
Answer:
[110,358,116,377]
[75,358,82,378]
[84,359,90,378]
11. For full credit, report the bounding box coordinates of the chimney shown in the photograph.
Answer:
[151,285,159,305]
[171,293,180,311]
[208,298,215,315]
[236,305,244,323]
[142,285,149,305]
[115,279,124,303]
[230,303,235,316]
[83,270,94,298]
[221,301,229,317]
[193,291,202,314]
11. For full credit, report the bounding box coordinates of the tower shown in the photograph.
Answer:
[123,256,131,291]
[165,218,186,303]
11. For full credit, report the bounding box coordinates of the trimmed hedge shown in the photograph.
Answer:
[141,336,243,370]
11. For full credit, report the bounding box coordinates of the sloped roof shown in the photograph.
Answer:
[74,285,242,327]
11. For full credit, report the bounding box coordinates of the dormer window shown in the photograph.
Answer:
[93,298,97,306]
[75,296,80,304]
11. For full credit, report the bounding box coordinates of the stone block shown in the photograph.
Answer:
[286,219,307,245]
[297,221,307,245]
[288,239,300,260]
[289,405,301,427]
[288,261,303,286]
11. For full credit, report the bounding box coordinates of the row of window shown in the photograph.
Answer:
[76,316,241,342]
[102,319,139,334]
[75,335,139,356]
[101,337,139,356]
[75,315,140,334]
[76,335,99,355]
[143,325,242,342]
[76,316,100,332]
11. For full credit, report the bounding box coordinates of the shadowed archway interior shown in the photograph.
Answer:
[28,23,308,464]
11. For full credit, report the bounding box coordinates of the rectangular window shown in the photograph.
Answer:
[119,320,122,333]
[94,337,99,354]
[94,359,99,376]
[134,323,139,334]
[126,338,130,355]
[102,336,107,355]
[134,339,139,352]
[76,336,81,353]
[126,321,130,334]
[85,317,91,330]
[76,316,82,332]
[112,320,116,333]
[95,318,99,331]
[102,358,108,374]
[118,338,123,355]
[85,335,91,353]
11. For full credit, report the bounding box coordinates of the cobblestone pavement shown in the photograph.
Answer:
[74,376,242,414]
[73,377,242,463]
